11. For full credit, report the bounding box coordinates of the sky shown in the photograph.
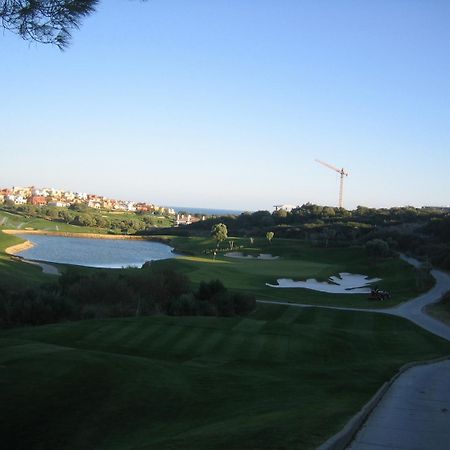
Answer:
[1,0,449,211]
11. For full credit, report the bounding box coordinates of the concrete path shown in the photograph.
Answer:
[346,264,450,450]
[347,360,450,450]
[387,268,450,341]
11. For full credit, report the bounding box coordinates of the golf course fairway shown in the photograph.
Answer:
[1,303,449,449]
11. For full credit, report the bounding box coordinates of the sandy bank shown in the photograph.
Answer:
[2,229,165,242]
[4,240,35,255]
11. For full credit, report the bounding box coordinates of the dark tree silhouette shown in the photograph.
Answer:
[1,0,98,49]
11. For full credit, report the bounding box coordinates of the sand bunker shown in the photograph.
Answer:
[266,273,381,294]
[225,252,279,260]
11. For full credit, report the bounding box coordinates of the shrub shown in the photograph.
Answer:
[167,293,198,316]
[196,279,226,301]
[365,239,390,258]
[233,293,256,315]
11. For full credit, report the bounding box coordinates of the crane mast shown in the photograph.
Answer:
[315,159,349,209]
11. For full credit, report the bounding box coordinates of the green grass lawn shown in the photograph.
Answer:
[426,296,450,326]
[0,208,174,232]
[0,231,53,287]
[158,236,428,309]
[1,303,449,450]
[0,209,104,234]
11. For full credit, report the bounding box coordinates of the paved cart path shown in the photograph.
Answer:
[346,262,450,450]
[347,360,450,450]
[387,268,450,341]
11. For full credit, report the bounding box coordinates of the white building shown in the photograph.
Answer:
[13,195,27,205]
[176,214,192,226]
[64,192,76,202]
[273,204,295,212]
[32,188,48,197]
[88,200,101,209]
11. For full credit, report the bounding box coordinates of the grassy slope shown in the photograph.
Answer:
[159,236,426,309]
[426,298,450,326]
[1,303,449,450]
[0,209,103,233]
[0,208,174,230]
[0,231,51,287]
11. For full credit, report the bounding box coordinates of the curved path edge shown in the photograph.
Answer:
[316,356,450,450]
[255,256,450,450]
[10,255,61,276]
[257,264,450,341]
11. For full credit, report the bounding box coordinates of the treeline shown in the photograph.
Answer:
[1,204,171,234]
[185,204,449,235]
[0,266,256,328]
[165,204,450,269]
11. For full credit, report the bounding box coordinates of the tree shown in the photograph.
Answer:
[266,231,274,244]
[273,208,288,218]
[322,206,336,217]
[211,223,228,248]
[365,239,390,258]
[1,0,98,49]
[322,227,336,248]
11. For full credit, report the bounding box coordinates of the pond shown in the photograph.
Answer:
[15,234,175,269]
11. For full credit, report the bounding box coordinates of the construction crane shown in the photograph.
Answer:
[315,159,349,209]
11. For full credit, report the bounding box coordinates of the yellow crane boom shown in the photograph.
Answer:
[315,159,349,208]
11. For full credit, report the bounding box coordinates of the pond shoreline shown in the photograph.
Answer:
[3,229,168,242]
[2,230,174,269]
[10,255,61,276]
[4,239,35,255]
[3,229,170,258]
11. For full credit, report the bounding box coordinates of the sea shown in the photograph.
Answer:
[168,206,247,216]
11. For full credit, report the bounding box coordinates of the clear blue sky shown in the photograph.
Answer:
[2,0,449,210]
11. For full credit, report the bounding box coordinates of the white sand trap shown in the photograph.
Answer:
[266,273,381,294]
[225,252,279,260]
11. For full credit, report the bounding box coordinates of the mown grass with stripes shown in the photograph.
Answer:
[1,303,449,450]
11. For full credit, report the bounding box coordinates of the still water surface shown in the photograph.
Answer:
[16,234,175,268]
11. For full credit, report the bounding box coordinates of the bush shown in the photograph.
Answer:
[196,279,226,301]
[365,239,390,258]
[233,293,256,315]
[0,267,256,329]
[0,287,76,328]
[167,293,198,316]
